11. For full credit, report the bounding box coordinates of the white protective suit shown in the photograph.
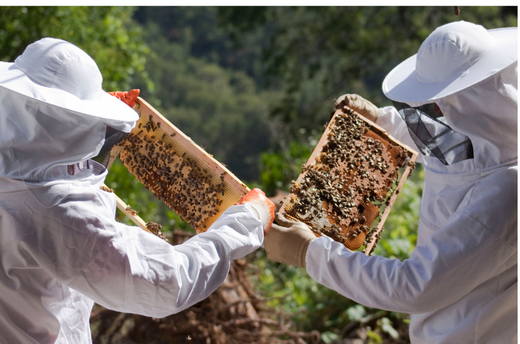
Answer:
[0,43,264,343]
[306,46,517,342]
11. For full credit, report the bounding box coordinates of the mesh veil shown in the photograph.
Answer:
[92,126,129,167]
[393,102,473,165]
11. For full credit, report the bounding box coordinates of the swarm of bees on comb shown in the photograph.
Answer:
[281,100,417,255]
[116,98,248,234]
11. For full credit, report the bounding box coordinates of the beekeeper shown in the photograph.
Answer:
[265,21,517,343]
[0,37,274,343]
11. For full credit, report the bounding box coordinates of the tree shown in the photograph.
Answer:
[0,6,150,91]
[219,6,517,137]
[132,9,275,182]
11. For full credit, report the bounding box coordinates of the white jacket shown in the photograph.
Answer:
[306,63,517,343]
[0,89,264,343]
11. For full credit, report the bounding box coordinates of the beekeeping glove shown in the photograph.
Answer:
[236,188,275,233]
[109,89,140,108]
[264,213,317,268]
[336,94,380,123]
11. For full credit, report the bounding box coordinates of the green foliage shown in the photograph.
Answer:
[252,250,350,333]
[381,317,399,339]
[132,13,274,182]
[321,331,341,343]
[0,6,151,91]
[259,136,317,195]
[134,7,269,87]
[219,6,518,142]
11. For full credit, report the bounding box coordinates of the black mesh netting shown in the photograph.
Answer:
[393,101,473,165]
[92,126,129,167]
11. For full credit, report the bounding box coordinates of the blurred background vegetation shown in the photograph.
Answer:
[1,6,516,343]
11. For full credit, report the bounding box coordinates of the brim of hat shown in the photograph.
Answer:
[382,27,518,105]
[0,62,138,132]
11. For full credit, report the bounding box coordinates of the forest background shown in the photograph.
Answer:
[0,6,517,344]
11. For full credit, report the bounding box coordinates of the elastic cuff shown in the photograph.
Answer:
[300,238,316,268]
[374,108,382,124]
[248,204,260,219]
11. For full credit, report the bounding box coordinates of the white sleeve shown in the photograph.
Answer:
[305,210,516,314]
[67,202,263,318]
[376,106,423,164]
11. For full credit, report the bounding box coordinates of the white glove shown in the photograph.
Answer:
[336,94,380,123]
[264,213,317,268]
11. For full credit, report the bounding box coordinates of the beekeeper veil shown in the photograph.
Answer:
[0,38,138,181]
[383,21,517,169]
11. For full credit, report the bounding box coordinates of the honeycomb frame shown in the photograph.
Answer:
[112,97,250,233]
[280,103,418,256]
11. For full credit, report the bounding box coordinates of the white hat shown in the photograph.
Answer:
[383,21,517,104]
[0,37,138,132]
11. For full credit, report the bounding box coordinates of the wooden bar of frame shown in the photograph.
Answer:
[359,111,417,255]
[105,183,149,232]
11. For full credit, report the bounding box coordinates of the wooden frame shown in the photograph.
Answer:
[280,106,418,255]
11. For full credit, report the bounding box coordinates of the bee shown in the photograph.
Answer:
[125,206,138,216]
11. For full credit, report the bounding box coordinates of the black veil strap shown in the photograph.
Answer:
[393,101,473,165]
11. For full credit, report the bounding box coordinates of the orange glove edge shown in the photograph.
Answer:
[236,188,275,234]
[109,89,140,108]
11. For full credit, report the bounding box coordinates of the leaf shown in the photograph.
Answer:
[346,304,366,322]
[320,331,340,343]
[381,317,399,339]
[366,330,383,344]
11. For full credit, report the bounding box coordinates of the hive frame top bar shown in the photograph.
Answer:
[280,106,418,256]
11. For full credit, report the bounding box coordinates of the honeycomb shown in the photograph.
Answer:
[281,101,417,255]
[117,98,249,233]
